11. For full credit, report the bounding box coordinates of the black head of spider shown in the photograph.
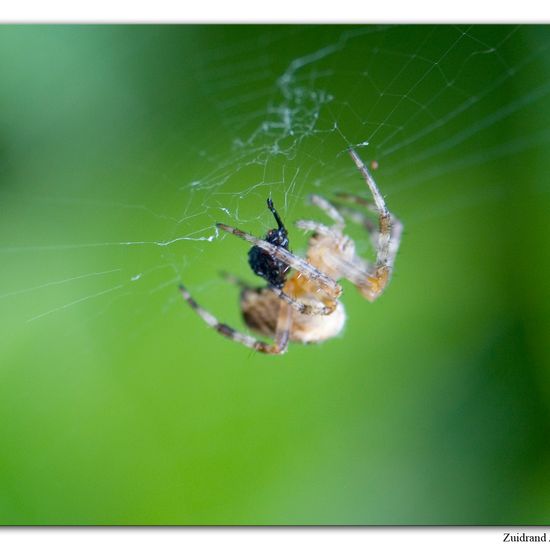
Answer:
[247,198,290,289]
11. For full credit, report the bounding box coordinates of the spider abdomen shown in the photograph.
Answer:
[290,301,346,343]
[240,286,346,344]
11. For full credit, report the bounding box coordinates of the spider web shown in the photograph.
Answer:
[1,24,549,349]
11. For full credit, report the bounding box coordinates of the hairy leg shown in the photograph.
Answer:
[216,223,342,298]
[343,149,404,300]
[309,194,345,228]
[179,283,290,354]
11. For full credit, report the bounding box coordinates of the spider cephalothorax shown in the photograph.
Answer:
[179,148,403,355]
[247,198,290,289]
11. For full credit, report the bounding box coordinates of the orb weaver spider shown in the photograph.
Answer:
[179,149,403,355]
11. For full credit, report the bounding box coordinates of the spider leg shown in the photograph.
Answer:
[222,265,337,320]
[332,204,378,249]
[219,271,251,289]
[295,219,340,239]
[292,219,351,312]
[308,194,345,228]
[273,302,292,353]
[216,223,342,298]
[220,270,333,316]
[333,191,386,239]
[334,204,377,233]
[334,191,377,211]
[179,283,290,355]
[334,195,403,251]
[343,149,404,301]
[349,148,390,217]
[269,286,335,316]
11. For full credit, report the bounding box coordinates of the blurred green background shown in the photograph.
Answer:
[0,25,549,525]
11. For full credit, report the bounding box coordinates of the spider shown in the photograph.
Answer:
[179,148,403,355]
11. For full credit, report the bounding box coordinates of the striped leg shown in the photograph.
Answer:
[343,149,403,301]
[269,286,335,316]
[220,271,334,316]
[179,283,290,355]
[308,194,345,228]
[333,203,378,236]
[334,191,378,236]
[219,271,251,289]
[294,219,340,239]
[216,223,342,298]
